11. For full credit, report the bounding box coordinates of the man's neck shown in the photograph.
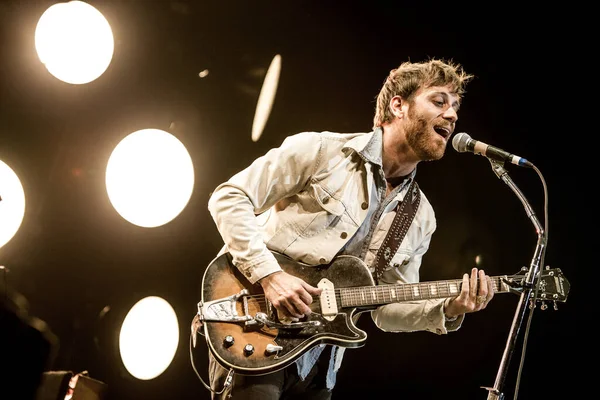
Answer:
[381,124,418,179]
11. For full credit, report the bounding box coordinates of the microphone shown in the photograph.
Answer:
[452,132,533,168]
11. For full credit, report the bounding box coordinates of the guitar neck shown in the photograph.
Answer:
[339,275,510,308]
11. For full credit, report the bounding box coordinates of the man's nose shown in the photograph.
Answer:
[443,107,458,123]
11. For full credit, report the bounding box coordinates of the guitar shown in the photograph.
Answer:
[196,251,570,375]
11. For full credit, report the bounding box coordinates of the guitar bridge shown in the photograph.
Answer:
[197,289,253,323]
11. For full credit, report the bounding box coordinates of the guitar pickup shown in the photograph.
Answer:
[318,278,338,321]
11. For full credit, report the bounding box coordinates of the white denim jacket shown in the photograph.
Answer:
[208,128,464,336]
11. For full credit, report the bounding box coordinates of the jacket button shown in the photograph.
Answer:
[340,232,348,239]
[245,271,252,278]
[361,202,368,210]
[322,197,329,204]
[319,258,327,264]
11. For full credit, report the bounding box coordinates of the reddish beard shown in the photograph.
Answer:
[404,107,447,161]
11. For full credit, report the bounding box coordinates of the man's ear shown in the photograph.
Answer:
[390,96,404,119]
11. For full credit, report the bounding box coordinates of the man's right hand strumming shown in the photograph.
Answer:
[259,271,322,320]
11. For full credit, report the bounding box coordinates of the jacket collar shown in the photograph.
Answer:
[342,127,383,167]
[342,127,417,182]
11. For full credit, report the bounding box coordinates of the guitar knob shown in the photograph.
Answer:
[223,335,235,348]
[244,344,254,356]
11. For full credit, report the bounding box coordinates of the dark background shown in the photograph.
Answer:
[0,1,581,399]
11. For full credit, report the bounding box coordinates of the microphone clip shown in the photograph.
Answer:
[488,158,509,179]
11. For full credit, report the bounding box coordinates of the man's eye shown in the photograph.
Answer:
[434,100,444,107]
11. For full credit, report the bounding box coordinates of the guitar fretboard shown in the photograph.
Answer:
[339,276,509,307]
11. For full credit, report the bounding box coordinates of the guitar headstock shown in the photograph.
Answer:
[506,267,570,303]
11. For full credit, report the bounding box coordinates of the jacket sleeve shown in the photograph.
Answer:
[207,132,323,284]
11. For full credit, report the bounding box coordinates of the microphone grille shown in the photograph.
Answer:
[452,132,471,153]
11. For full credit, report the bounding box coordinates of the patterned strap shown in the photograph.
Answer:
[372,179,421,284]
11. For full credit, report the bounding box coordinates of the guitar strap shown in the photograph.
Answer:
[372,179,421,284]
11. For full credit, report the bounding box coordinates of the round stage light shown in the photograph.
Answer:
[0,160,26,249]
[35,1,114,84]
[105,129,194,228]
[119,296,180,380]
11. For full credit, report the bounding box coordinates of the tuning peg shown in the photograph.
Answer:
[553,301,558,311]
[540,301,547,310]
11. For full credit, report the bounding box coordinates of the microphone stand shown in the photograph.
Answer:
[483,159,547,400]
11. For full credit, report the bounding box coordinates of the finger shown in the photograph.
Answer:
[299,284,322,315]
[274,303,294,320]
[302,282,322,296]
[470,268,478,298]
[273,295,305,319]
[478,270,488,297]
[461,273,469,297]
[298,289,313,306]
[283,300,306,319]
[300,282,322,303]
[288,294,312,317]
[486,275,494,300]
